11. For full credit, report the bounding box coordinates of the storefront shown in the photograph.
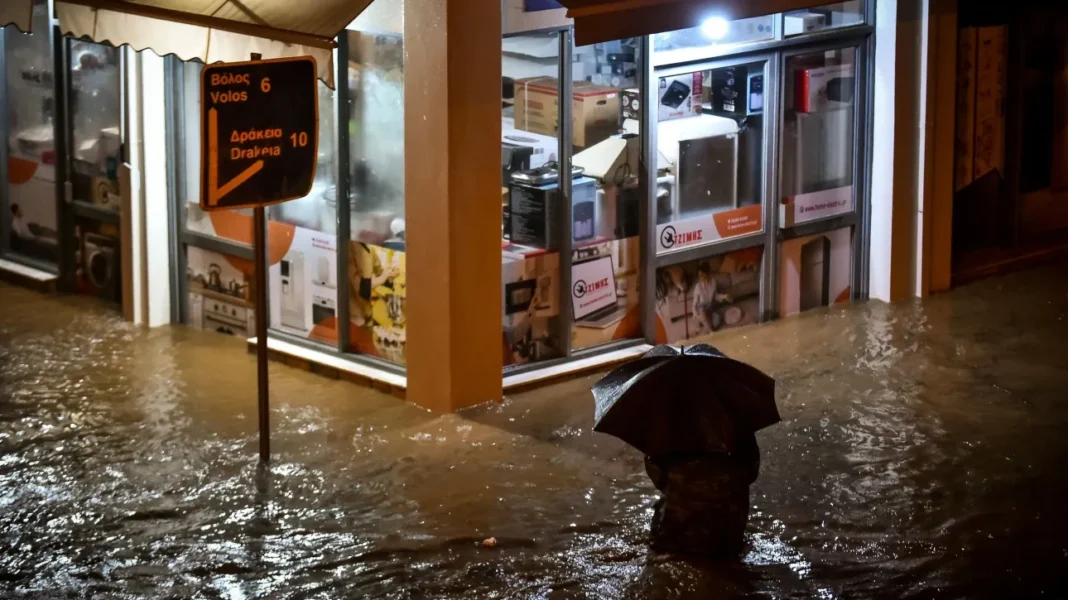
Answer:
[2,0,886,412]
[0,0,125,302]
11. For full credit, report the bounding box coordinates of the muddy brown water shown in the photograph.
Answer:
[1,264,1067,599]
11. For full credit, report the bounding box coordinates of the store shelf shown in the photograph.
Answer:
[71,200,121,225]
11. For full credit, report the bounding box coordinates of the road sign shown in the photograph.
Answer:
[199,56,319,211]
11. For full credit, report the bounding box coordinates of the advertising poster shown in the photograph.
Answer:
[269,226,340,346]
[780,185,853,228]
[654,247,763,344]
[348,241,407,365]
[186,246,256,338]
[503,245,561,367]
[571,236,642,350]
[779,226,852,317]
[656,204,763,255]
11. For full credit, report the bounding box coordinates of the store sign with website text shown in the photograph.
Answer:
[571,256,617,321]
[199,56,319,211]
[780,185,853,228]
[656,205,763,255]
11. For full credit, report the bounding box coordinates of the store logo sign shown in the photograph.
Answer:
[574,277,609,299]
[660,225,703,249]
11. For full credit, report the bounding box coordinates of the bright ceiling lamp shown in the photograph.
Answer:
[700,15,730,40]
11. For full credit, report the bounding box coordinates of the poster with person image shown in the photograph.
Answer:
[654,247,763,344]
[348,241,407,365]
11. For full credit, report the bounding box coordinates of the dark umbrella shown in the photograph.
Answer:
[592,344,778,457]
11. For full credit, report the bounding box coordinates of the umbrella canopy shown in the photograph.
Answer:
[592,344,778,457]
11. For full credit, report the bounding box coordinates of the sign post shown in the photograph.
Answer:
[199,54,319,462]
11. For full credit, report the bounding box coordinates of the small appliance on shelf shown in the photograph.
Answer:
[508,163,596,250]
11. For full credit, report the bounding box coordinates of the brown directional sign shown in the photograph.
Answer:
[199,56,319,211]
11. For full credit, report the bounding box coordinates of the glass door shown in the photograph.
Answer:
[1,0,59,269]
[65,38,123,302]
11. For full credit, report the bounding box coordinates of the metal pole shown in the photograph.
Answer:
[254,205,270,462]
[250,52,269,463]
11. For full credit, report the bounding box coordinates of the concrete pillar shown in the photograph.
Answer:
[404,0,503,411]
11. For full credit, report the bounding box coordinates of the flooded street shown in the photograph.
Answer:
[2,263,1068,599]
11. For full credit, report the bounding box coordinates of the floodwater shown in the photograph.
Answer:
[1,264,1067,599]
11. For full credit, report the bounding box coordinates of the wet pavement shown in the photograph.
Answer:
[1,263,1067,599]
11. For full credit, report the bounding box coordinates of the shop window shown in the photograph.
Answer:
[502,31,566,367]
[652,15,775,66]
[3,0,59,264]
[266,78,340,348]
[655,246,763,344]
[781,48,857,228]
[345,0,408,365]
[779,227,853,316]
[179,60,253,245]
[570,37,643,351]
[654,60,767,256]
[69,41,122,212]
[784,2,864,37]
[186,246,258,339]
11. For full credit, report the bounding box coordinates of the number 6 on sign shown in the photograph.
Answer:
[261,77,271,93]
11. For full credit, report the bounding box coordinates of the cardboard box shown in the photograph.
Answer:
[657,72,703,121]
[954,27,977,192]
[621,88,641,121]
[513,78,622,149]
[795,63,855,113]
[785,13,826,36]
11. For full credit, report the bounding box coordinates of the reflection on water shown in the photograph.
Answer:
[2,263,1067,598]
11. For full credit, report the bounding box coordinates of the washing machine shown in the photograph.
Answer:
[83,232,121,302]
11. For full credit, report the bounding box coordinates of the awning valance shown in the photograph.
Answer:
[559,0,825,46]
[0,1,34,33]
[55,0,378,87]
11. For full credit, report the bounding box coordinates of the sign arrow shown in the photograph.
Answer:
[207,107,264,207]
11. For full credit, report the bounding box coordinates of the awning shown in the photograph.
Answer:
[559,0,825,46]
[55,0,378,87]
[0,1,34,33]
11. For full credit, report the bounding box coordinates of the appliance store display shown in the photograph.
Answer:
[794,62,855,113]
[185,246,256,338]
[658,72,702,121]
[513,77,621,149]
[503,246,561,366]
[270,227,339,343]
[571,236,641,350]
[79,229,121,302]
[655,246,763,344]
[780,227,852,317]
[508,164,597,250]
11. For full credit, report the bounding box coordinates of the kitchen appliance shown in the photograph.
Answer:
[312,294,336,329]
[203,297,250,337]
[660,79,691,109]
[83,232,120,302]
[657,114,740,221]
[207,263,223,291]
[509,164,596,250]
[800,236,831,312]
[280,251,306,330]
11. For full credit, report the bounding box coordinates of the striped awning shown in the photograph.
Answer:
[54,0,378,86]
[559,0,826,45]
[0,1,34,33]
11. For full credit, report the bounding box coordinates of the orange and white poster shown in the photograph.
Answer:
[779,226,852,317]
[655,205,763,255]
